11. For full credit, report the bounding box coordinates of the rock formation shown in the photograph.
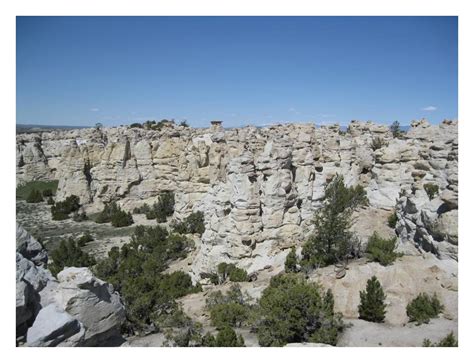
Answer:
[16,119,458,277]
[16,224,125,346]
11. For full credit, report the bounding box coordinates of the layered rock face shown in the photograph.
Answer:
[16,119,458,275]
[16,224,125,346]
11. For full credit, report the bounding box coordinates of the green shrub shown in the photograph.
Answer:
[78,232,94,247]
[358,276,387,323]
[284,247,298,273]
[49,238,96,276]
[95,202,133,227]
[302,175,367,269]
[390,120,402,138]
[46,196,54,205]
[424,183,439,200]
[16,180,59,200]
[387,211,398,228]
[111,210,134,227]
[51,195,81,220]
[94,225,197,332]
[26,189,43,203]
[201,332,217,346]
[217,263,248,283]
[171,211,205,235]
[215,326,245,347]
[366,232,401,266]
[423,332,458,347]
[179,120,189,128]
[406,293,444,325]
[257,273,344,346]
[206,285,253,329]
[141,192,175,222]
[130,123,143,128]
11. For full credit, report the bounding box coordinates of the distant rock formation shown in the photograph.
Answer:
[16,119,458,276]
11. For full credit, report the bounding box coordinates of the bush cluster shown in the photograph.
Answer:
[424,183,439,200]
[26,189,43,203]
[171,211,205,235]
[365,232,402,266]
[51,195,81,220]
[217,263,248,283]
[95,202,134,227]
[206,285,254,329]
[78,232,94,247]
[301,175,367,269]
[257,273,344,346]
[358,276,387,323]
[406,293,444,325]
[49,238,96,276]
[135,192,175,222]
[284,246,298,273]
[387,211,398,228]
[94,225,199,332]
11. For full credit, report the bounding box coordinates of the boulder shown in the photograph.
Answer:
[16,224,47,266]
[26,304,84,347]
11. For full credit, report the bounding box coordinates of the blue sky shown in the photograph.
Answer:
[16,16,457,127]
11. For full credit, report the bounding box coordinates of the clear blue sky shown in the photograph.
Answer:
[16,16,457,127]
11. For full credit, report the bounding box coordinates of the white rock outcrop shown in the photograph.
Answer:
[16,119,458,275]
[15,225,126,347]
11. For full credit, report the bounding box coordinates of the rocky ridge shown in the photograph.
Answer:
[16,119,458,277]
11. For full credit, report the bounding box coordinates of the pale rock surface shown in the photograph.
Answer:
[16,120,458,276]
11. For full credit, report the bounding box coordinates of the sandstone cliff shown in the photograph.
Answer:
[16,119,458,277]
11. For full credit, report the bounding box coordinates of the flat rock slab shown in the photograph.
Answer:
[26,304,82,347]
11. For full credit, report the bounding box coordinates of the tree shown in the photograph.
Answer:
[406,293,444,325]
[95,202,134,227]
[358,276,387,322]
[216,263,248,283]
[365,232,402,266]
[49,238,96,276]
[215,326,245,347]
[171,211,205,235]
[390,120,401,138]
[206,285,253,329]
[95,122,103,130]
[284,247,298,273]
[179,120,189,127]
[257,273,344,346]
[301,175,367,269]
[94,225,197,332]
[51,195,81,220]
